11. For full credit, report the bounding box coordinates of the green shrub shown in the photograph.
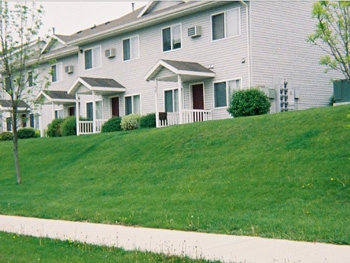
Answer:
[102,117,122,133]
[140,113,156,128]
[121,114,141,131]
[227,89,271,117]
[0,131,13,141]
[329,96,336,106]
[47,118,64,137]
[61,116,76,136]
[17,128,37,139]
[35,129,41,138]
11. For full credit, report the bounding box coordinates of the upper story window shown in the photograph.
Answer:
[123,35,139,61]
[84,46,101,70]
[214,79,241,108]
[28,71,34,87]
[162,24,181,52]
[212,7,240,41]
[51,63,62,83]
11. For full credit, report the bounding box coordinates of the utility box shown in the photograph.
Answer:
[333,80,350,103]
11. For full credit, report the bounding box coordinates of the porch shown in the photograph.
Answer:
[68,77,126,135]
[145,59,215,128]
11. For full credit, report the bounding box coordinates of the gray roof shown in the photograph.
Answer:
[0,100,29,108]
[162,59,215,74]
[80,77,125,89]
[43,90,75,100]
[54,1,218,45]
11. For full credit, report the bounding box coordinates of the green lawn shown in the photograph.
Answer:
[1,105,349,245]
[0,232,216,263]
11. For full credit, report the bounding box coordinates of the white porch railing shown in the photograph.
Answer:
[78,119,107,135]
[158,109,212,128]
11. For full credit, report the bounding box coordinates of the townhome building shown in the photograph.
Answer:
[1,1,340,136]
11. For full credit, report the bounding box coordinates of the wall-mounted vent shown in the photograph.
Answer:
[105,48,116,58]
[65,65,74,74]
[188,26,201,38]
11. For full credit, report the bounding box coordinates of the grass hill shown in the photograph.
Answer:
[1,105,349,245]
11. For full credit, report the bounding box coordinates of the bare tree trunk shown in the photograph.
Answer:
[12,112,21,184]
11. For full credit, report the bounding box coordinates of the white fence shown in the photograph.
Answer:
[158,110,212,128]
[78,119,107,135]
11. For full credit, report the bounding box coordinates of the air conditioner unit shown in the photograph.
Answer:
[65,65,74,74]
[105,48,116,58]
[188,26,201,38]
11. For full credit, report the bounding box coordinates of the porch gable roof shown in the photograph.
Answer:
[68,77,126,95]
[145,59,215,82]
[36,90,76,105]
[0,99,30,111]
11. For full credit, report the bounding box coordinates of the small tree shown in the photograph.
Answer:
[0,1,45,184]
[308,1,350,80]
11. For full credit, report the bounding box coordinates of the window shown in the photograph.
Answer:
[164,89,178,112]
[55,109,64,119]
[5,76,12,92]
[21,114,27,128]
[28,71,34,87]
[123,35,139,61]
[214,79,241,108]
[84,46,101,70]
[51,63,62,83]
[125,94,140,115]
[212,7,240,40]
[86,102,93,120]
[6,117,11,131]
[162,24,181,52]
[86,101,102,120]
[30,114,35,128]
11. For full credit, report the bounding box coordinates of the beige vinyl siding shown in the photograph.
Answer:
[250,1,341,110]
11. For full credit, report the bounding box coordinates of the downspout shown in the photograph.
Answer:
[240,0,251,88]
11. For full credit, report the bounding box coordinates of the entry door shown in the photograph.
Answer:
[192,84,204,110]
[111,97,120,117]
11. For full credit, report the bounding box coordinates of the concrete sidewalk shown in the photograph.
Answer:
[0,215,349,263]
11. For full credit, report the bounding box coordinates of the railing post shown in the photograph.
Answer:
[75,93,80,136]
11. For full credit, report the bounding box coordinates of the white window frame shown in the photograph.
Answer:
[162,23,182,52]
[55,109,64,119]
[86,99,103,120]
[84,46,102,70]
[211,7,241,41]
[164,88,179,113]
[51,62,63,83]
[125,94,141,115]
[122,35,140,61]
[213,78,242,108]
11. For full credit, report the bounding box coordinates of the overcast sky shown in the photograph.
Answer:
[38,1,148,37]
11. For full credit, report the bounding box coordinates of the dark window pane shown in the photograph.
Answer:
[123,39,131,61]
[6,117,11,131]
[212,13,225,40]
[165,90,173,112]
[125,97,132,115]
[30,114,34,128]
[162,28,171,51]
[214,82,227,107]
[85,49,92,69]
[28,71,33,87]
[87,102,93,120]
[51,65,57,82]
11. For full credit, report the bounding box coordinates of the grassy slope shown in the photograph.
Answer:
[0,232,216,263]
[1,105,349,244]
